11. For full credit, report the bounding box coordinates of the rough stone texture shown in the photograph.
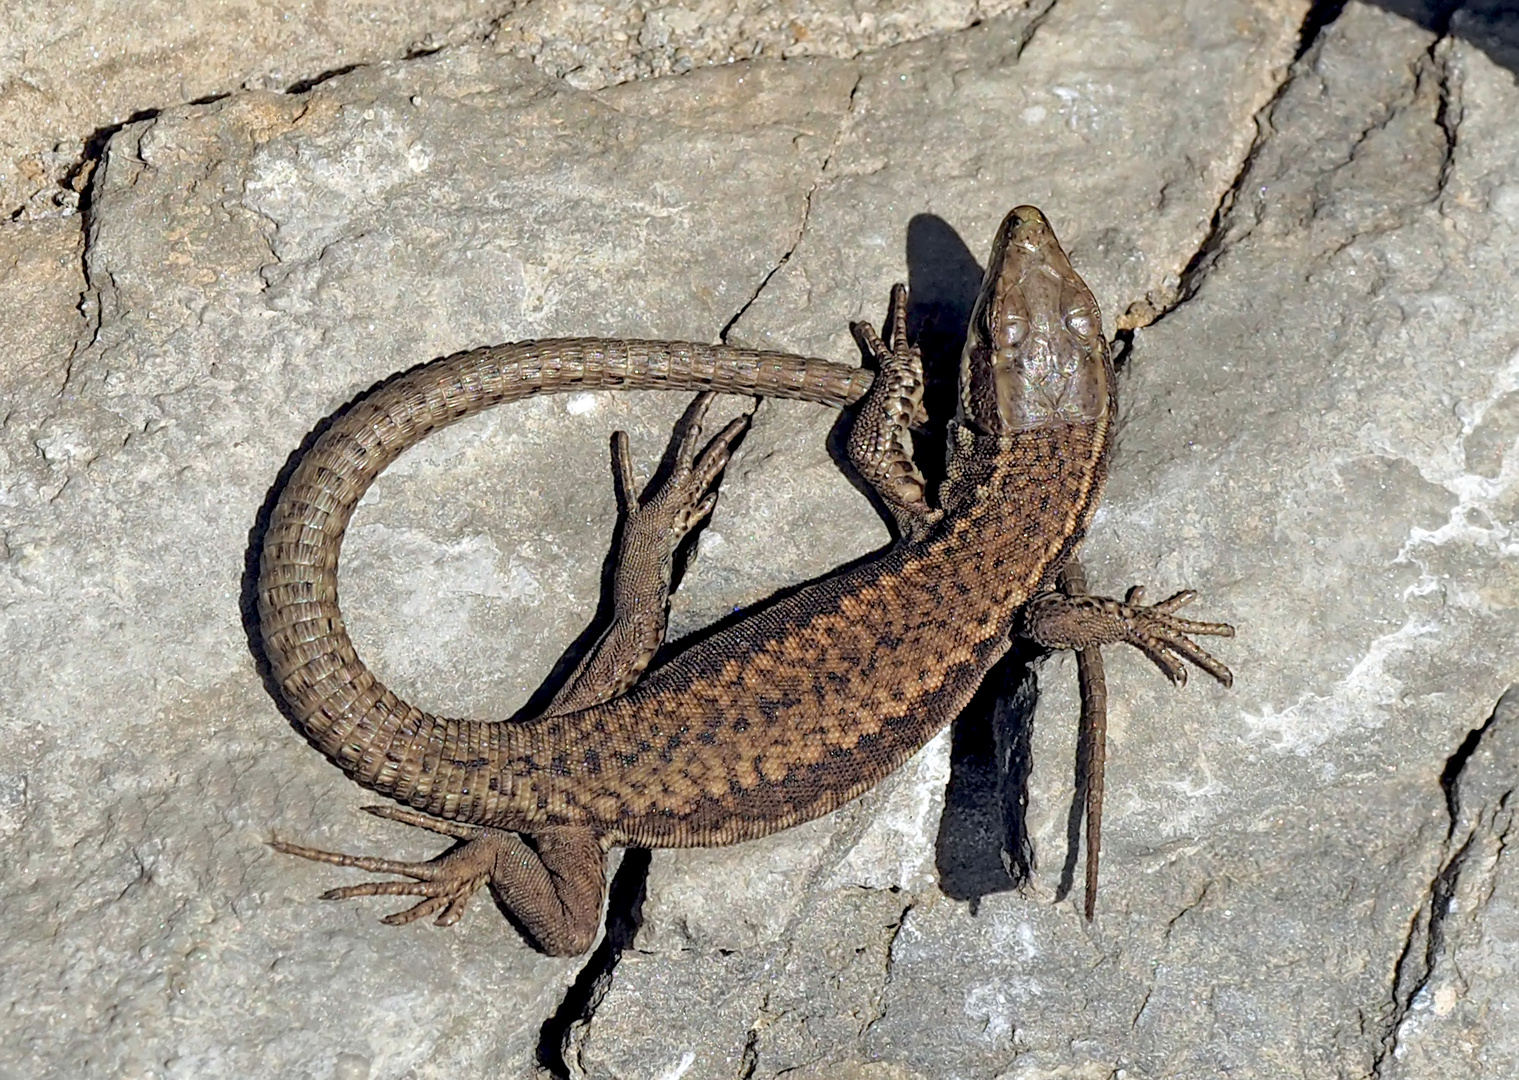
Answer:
[1378,689,1519,1078]
[2,1,1519,1079]
[0,217,83,403]
[0,0,498,219]
[0,0,1029,219]
[493,0,1037,90]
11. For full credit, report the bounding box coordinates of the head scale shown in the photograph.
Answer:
[959,206,1111,436]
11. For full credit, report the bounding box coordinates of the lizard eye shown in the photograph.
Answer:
[1066,311,1094,339]
[1000,317,1028,348]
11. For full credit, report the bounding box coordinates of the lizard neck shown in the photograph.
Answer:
[929,417,1113,594]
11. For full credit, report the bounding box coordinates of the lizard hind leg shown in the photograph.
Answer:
[544,391,750,716]
[848,283,942,541]
[271,806,607,956]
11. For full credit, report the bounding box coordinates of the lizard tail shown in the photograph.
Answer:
[256,338,871,824]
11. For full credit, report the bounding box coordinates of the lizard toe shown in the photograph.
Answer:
[272,832,498,927]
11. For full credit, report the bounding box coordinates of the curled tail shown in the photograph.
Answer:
[256,338,870,824]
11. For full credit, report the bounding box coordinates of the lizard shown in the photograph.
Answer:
[258,206,1234,955]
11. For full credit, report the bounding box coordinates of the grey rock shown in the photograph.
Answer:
[1378,689,1519,1077]
[494,0,1039,91]
[0,0,1031,220]
[0,0,506,219]
[0,217,84,418]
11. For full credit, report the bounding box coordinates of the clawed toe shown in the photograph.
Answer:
[1118,589,1235,688]
[270,833,496,926]
[620,392,751,539]
[270,814,605,952]
[1023,584,1235,687]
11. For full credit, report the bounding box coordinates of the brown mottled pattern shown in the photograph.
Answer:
[545,423,1108,847]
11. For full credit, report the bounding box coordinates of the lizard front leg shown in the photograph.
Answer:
[847,283,941,541]
[1022,583,1235,688]
[271,394,745,954]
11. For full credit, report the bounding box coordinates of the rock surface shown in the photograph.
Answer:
[0,0,1029,220]
[2,1,1518,1079]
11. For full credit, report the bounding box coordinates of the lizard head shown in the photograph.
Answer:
[958,205,1112,436]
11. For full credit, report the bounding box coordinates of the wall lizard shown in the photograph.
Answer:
[258,207,1233,954]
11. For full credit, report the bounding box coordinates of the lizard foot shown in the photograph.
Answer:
[618,390,749,542]
[848,283,940,539]
[271,805,499,926]
[1023,585,1235,687]
[544,392,750,716]
[271,806,608,953]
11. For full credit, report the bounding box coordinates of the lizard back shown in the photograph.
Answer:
[499,420,1110,848]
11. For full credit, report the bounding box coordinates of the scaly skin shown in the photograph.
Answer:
[260,208,1233,953]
